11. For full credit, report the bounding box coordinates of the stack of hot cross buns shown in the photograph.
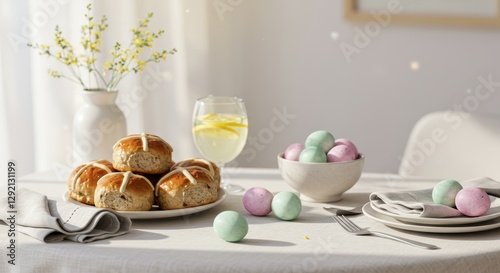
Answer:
[67,133,220,211]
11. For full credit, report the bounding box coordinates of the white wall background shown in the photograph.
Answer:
[3,0,500,177]
[185,0,500,173]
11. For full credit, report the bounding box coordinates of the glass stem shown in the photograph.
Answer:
[218,162,229,189]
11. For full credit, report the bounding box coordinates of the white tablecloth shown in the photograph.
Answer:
[1,168,500,273]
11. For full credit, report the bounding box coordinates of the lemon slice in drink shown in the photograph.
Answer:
[200,113,245,122]
[199,114,248,128]
[194,114,247,139]
[200,113,219,120]
[204,121,248,128]
[193,124,240,139]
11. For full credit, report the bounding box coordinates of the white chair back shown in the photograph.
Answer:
[399,111,500,181]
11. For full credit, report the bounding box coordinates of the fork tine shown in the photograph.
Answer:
[332,216,345,230]
[331,215,340,225]
[338,215,358,231]
[332,215,354,232]
[341,215,362,231]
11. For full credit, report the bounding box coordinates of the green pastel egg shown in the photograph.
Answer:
[305,130,335,152]
[272,192,302,221]
[299,146,327,163]
[432,179,463,207]
[213,211,248,242]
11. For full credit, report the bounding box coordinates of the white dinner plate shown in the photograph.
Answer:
[63,189,227,220]
[370,196,500,226]
[363,203,500,233]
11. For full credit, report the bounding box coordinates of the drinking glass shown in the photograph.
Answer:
[192,96,248,193]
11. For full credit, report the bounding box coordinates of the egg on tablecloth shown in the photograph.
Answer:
[243,187,273,216]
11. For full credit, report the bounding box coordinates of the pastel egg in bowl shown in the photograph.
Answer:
[277,153,365,202]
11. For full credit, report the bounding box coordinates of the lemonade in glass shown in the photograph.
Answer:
[192,96,248,193]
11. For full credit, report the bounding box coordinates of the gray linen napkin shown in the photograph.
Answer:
[369,177,500,218]
[0,188,132,243]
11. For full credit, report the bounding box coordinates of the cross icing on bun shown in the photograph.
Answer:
[171,158,220,187]
[156,167,218,210]
[112,133,174,174]
[67,159,115,205]
[94,171,155,211]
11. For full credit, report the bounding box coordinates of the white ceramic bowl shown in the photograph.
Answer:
[277,153,365,202]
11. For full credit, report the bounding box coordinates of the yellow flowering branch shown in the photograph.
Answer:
[27,4,176,91]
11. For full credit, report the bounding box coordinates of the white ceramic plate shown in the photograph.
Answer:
[370,196,500,226]
[363,203,500,233]
[63,189,227,220]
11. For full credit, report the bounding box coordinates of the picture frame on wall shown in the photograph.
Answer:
[344,0,500,27]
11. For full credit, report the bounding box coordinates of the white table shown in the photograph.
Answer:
[2,168,500,273]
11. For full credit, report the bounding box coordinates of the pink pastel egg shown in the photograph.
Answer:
[243,187,274,216]
[334,138,358,158]
[455,187,491,217]
[284,143,305,161]
[327,144,357,162]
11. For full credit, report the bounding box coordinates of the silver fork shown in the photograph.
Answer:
[332,215,439,250]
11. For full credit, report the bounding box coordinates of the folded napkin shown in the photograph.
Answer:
[370,177,500,218]
[0,188,132,243]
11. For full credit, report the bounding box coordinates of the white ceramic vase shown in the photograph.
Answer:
[72,89,127,166]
